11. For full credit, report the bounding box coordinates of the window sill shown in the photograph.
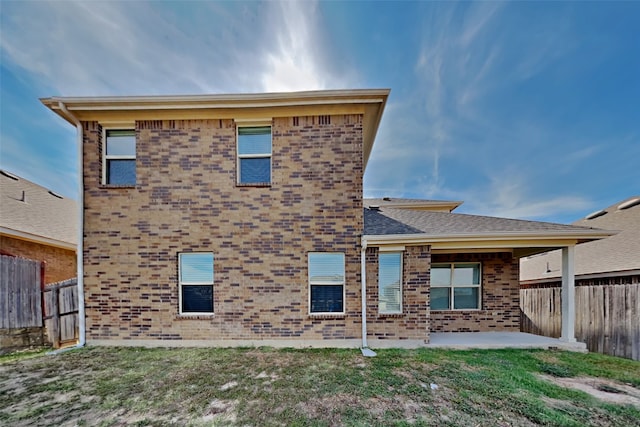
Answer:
[175,314,215,320]
[377,313,405,318]
[99,184,136,189]
[308,313,345,319]
[431,309,483,313]
[236,182,271,188]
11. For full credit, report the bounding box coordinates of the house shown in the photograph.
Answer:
[520,197,639,359]
[40,90,613,349]
[521,196,640,287]
[0,170,77,284]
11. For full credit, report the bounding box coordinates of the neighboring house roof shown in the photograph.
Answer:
[363,203,614,257]
[0,170,77,250]
[520,196,640,283]
[364,198,462,212]
[40,89,390,170]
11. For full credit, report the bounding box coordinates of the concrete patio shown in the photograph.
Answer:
[426,332,587,352]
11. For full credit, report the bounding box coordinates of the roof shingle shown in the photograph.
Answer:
[0,170,77,247]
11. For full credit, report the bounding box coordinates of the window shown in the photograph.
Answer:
[179,252,214,314]
[237,126,271,184]
[104,129,136,185]
[431,263,481,310]
[308,252,345,314]
[378,252,402,314]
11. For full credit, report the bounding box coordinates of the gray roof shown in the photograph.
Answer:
[0,170,77,247]
[364,206,601,236]
[520,196,640,281]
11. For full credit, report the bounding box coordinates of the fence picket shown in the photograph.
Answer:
[0,255,42,328]
[521,283,639,360]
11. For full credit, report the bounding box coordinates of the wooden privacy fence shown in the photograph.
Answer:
[0,255,43,329]
[43,278,79,348]
[521,283,640,360]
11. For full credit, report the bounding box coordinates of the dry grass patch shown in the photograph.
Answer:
[1,346,638,426]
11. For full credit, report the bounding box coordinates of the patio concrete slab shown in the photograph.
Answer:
[427,332,587,352]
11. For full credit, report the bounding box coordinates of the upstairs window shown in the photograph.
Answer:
[237,126,271,184]
[378,252,402,314]
[431,263,481,310]
[104,129,136,185]
[179,252,214,314]
[308,252,345,314]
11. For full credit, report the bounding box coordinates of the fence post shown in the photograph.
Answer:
[40,262,46,327]
[51,287,60,349]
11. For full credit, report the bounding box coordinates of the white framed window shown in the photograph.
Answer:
[103,129,136,185]
[237,126,271,184]
[378,252,402,314]
[431,262,481,310]
[179,252,214,315]
[308,252,345,314]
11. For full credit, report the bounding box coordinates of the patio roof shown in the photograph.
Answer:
[363,204,615,257]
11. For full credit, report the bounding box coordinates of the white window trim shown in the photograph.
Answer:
[102,127,136,185]
[236,124,272,185]
[308,252,346,315]
[378,251,403,315]
[431,262,482,311]
[178,252,215,316]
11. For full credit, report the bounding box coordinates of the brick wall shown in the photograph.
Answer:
[430,252,520,332]
[365,246,431,342]
[81,115,364,342]
[0,235,75,284]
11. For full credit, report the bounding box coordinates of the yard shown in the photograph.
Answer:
[1,346,639,427]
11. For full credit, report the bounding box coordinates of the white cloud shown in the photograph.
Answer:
[0,0,343,96]
[366,2,608,222]
[260,1,343,92]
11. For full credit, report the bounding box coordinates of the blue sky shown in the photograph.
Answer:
[1,1,638,224]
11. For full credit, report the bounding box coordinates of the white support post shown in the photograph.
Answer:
[560,245,576,342]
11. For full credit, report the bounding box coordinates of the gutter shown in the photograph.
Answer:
[0,227,76,251]
[58,101,86,348]
[363,229,617,247]
[360,237,376,357]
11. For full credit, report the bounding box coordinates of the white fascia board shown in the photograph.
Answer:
[363,229,616,248]
[1,227,76,251]
[41,89,390,111]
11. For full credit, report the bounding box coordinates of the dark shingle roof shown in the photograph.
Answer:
[364,206,600,236]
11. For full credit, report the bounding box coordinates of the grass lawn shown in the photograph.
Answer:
[0,346,638,426]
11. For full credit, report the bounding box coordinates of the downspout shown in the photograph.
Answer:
[58,101,86,348]
[360,237,376,357]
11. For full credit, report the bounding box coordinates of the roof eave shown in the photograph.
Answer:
[1,227,77,251]
[521,268,640,285]
[363,229,617,247]
[40,89,390,172]
[40,89,390,122]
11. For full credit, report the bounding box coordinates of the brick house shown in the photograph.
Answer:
[1,170,77,284]
[41,90,612,349]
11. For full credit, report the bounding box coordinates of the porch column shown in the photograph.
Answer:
[560,245,576,342]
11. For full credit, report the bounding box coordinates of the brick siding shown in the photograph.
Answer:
[430,252,520,332]
[81,116,364,342]
[365,245,431,342]
[0,235,75,284]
